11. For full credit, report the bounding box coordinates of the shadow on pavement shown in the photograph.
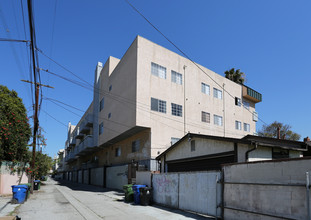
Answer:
[53,179,214,220]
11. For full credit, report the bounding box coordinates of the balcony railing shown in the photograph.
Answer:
[76,135,95,156]
[80,113,93,134]
[242,85,262,103]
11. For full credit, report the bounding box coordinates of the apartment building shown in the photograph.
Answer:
[64,36,262,175]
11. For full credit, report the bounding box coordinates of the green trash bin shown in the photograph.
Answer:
[19,183,31,200]
[123,184,134,202]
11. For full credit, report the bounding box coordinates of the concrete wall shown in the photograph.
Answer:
[136,171,152,186]
[152,171,221,217]
[106,165,128,190]
[90,167,104,187]
[223,158,311,220]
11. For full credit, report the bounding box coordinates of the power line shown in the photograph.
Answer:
[125,0,267,126]
[42,109,67,127]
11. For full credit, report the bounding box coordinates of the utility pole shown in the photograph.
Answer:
[21,80,53,193]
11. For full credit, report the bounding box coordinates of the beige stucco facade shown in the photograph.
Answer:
[64,36,261,171]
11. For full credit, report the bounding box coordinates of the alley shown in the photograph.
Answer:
[17,179,211,220]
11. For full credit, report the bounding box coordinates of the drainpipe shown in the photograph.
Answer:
[307,172,310,220]
[245,142,258,162]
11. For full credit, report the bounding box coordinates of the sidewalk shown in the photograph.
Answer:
[0,196,19,217]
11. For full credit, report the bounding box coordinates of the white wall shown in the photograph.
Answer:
[106,165,128,190]
[152,171,221,217]
[223,158,311,220]
[136,171,152,186]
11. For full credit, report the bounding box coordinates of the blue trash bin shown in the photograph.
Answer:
[132,185,146,205]
[11,185,28,204]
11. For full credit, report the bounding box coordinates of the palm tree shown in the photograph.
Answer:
[224,68,245,84]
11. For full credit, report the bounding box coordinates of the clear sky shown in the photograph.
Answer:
[1,0,310,157]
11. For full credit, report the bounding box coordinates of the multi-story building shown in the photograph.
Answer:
[64,36,262,176]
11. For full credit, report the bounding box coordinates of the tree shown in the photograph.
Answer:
[0,85,31,163]
[258,121,301,141]
[26,152,53,179]
[224,68,245,84]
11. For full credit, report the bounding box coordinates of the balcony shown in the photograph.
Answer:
[75,127,84,139]
[242,85,262,103]
[65,150,78,163]
[76,135,98,156]
[80,114,93,134]
[69,137,76,147]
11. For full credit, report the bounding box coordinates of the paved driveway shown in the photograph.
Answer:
[17,179,212,220]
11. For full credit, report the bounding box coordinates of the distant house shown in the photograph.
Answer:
[156,133,309,173]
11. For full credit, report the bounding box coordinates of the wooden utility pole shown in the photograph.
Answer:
[21,80,53,193]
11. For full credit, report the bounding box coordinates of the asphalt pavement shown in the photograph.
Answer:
[15,178,212,220]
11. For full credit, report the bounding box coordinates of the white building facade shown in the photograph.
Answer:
[64,36,262,173]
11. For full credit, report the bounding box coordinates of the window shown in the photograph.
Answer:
[109,85,112,91]
[151,62,166,79]
[201,111,210,123]
[191,140,195,152]
[99,97,104,111]
[99,122,104,135]
[243,100,250,110]
[213,88,222,99]
[151,98,166,113]
[253,111,258,122]
[171,137,180,145]
[272,148,289,159]
[108,113,111,119]
[171,71,182,85]
[115,147,121,157]
[214,115,223,126]
[235,121,242,130]
[235,97,241,106]
[201,83,210,95]
[171,103,182,117]
[244,123,250,132]
[132,140,140,152]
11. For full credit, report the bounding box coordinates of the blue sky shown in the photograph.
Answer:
[1,0,310,157]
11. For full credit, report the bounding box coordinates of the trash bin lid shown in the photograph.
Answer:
[12,185,28,189]
[34,180,41,183]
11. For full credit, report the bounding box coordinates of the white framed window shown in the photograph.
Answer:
[201,83,210,95]
[171,71,182,85]
[115,147,121,157]
[243,100,250,110]
[214,115,223,126]
[171,137,180,145]
[99,97,104,111]
[171,103,182,117]
[213,88,222,99]
[151,62,166,79]
[108,113,111,119]
[109,85,112,91]
[151,98,166,113]
[235,121,242,130]
[201,111,210,123]
[235,97,241,106]
[99,122,104,135]
[132,140,140,152]
[244,123,250,132]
